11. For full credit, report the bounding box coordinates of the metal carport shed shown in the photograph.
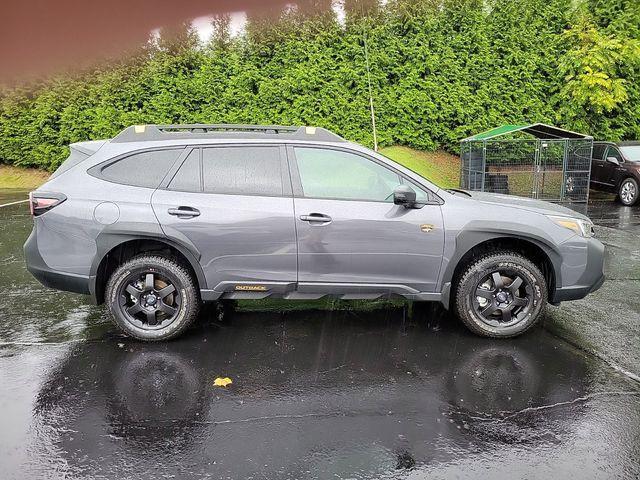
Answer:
[460,123,593,203]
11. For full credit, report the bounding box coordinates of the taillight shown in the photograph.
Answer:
[29,192,67,216]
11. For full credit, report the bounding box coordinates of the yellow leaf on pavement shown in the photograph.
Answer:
[213,377,233,387]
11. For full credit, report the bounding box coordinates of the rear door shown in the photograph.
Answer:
[590,143,608,185]
[152,145,297,295]
[287,145,444,295]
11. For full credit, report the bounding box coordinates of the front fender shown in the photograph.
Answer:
[438,221,564,308]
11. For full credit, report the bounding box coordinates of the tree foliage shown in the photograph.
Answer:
[0,0,638,171]
[556,7,640,136]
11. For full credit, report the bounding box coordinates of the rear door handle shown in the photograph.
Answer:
[168,206,200,218]
[300,213,332,224]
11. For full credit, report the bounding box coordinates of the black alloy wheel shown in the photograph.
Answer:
[118,271,180,330]
[472,269,533,328]
[454,252,547,338]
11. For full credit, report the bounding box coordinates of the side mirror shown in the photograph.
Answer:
[606,156,620,166]
[393,184,417,207]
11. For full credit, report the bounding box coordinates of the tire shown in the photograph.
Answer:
[454,252,547,338]
[105,255,200,341]
[618,178,638,206]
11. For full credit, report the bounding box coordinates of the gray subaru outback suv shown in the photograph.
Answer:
[24,124,605,341]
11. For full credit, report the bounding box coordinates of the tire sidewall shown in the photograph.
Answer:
[457,256,546,337]
[106,258,197,341]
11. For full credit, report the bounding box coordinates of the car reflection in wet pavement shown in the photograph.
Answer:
[1,190,639,480]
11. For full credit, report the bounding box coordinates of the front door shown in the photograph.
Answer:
[152,145,297,293]
[288,146,444,295]
[601,145,625,187]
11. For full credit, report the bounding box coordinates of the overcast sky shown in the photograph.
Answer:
[187,2,347,44]
[0,1,352,83]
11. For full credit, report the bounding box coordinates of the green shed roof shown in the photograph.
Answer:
[462,123,592,141]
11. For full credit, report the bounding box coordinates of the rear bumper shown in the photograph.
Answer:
[24,228,92,295]
[551,237,605,303]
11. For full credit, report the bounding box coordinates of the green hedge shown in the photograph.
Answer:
[1,0,638,171]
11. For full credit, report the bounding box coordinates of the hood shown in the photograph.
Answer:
[463,190,590,220]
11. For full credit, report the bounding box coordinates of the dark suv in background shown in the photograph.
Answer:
[24,124,605,341]
[590,141,640,206]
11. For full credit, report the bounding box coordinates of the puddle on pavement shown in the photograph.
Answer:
[1,311,638,479]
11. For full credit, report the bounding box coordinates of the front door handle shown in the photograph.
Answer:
[168,206,200,218]
[300,213,332,224]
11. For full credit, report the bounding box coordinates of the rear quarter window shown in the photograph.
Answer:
[98,149,182,188]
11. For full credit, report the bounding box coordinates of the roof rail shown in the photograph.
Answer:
[111,124,346,143]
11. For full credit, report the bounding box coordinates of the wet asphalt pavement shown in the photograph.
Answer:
[546,193,640,378]
[1,189,639,479]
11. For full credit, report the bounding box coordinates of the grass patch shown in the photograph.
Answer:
[380,146,460,189]
[0,165,49,190]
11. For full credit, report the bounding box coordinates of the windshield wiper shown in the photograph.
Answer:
[446,188,472,197]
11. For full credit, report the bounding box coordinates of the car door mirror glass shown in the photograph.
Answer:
[606,156,620,166]
[393,184,417,207]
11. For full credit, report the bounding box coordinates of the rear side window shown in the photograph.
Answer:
[201,146,283,196]
[100,149,181,188]
[592,144,607,160]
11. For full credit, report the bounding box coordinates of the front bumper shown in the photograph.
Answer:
[24,228,92,295]
[551,236,605,303]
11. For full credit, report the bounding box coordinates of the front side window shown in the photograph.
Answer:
[202,146,283,196]
[606,146,624,163]
[405,179,436,203]
[294,147,401,202]
[100,149,181,188]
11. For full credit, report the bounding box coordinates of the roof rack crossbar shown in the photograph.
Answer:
[156,124,299,133]
[111,124,346,143]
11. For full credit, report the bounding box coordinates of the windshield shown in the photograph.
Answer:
[621,146,640,162]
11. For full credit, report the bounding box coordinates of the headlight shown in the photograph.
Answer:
[546,215,595,237]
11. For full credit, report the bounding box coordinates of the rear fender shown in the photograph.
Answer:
[89,225,206,299]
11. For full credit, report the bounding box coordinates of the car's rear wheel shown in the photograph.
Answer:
[454,252,547,338]
[618,178,638,206]
[105,255,200,341]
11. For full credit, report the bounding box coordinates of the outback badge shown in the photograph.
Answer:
[235,285,267,291]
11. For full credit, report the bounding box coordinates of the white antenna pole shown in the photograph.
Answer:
[363,25,378,152]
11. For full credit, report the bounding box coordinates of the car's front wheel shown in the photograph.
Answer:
[105,255,200,341]
[454,252,547,338]
[618,178,638,206]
